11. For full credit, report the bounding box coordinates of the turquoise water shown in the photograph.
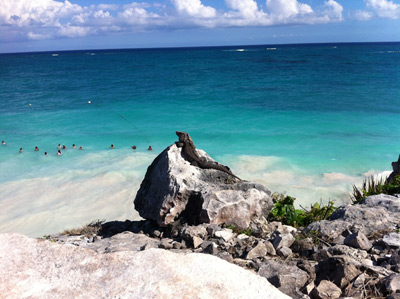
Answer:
[1,43,400,236]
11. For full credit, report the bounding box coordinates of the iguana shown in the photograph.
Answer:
[175,131,241,181]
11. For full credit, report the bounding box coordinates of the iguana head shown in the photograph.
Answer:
[176,131,192,144]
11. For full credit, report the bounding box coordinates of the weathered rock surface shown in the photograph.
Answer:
[316,256,361,288]
[0,233,290,299]
[134,144,273,229]
[310,280,341,299]
[387,154,400,184]
[258,260,309,298]
[344,231,372,251]
[386,274,400,294]
[305,194,400,240]
[384,232,400,248]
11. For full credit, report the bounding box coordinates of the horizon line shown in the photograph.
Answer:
[1,40,400,56]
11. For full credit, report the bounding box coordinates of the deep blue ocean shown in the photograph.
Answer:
[1,42,400,236]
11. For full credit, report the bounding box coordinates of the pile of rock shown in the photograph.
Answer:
[45,195,400,298]
[2,134,400,298]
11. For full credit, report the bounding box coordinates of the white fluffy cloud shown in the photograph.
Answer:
[0,0,346,42]
[356,0,400,20]
[367,0,400,19]
[172,0,216,18]
[324,0,343,20]
[266,0,313,20]
[225,0,261,19]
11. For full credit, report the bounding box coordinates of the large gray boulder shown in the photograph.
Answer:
[134,144,273,229]
[305,194,400,240]
[0,233,289,299]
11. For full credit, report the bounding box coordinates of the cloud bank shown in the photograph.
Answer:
[356,0,400,20]
[0,0,348,42]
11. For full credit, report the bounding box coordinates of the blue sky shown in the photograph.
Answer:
[0,0,399,53]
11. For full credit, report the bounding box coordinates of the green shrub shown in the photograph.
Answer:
[268,193,336,228]
[351,175,400,204]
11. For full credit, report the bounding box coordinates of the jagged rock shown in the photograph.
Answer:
[215,229,235,242]
[246,241,268,260]
[305,194,400,241]
[206,224,222,237]
[264,240,276,256]
[293,237,314,258]
[272,233,295,250]
[297,259,317,282]
[386,274,400,294]
[0,233,290,299]
[267,222,297,235]
[182,225,208,239]
[203,242,219,255]
[159,238,173,249]
[258,260,309,298]
[134,144,273,229]
[327,244,368,262]
[316,256,361,288]
[277,246,292,258]
[310,280,341,299]
[72,231,160,253]
[237,233,249,240]
[384,233,400,248]
[387,155,400,184]
[344,232,372,251]
[218,251,234,263]
[192,236,203,248]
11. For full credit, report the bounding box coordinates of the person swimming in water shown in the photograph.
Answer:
[131,145,137,150]
[35,146,39,151]
[44,152,48,156]
[2,141,5,145]
[148,146,152,151]
[57,150,62,155]
[72,144,76,149]
[79,146,83,150]
[19,148,23,153]
[62,145,67,149]
[57,144,61,149]
[110,144,114,149]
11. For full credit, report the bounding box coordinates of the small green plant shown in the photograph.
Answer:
[351,175,400,204]
[268,193,336,228]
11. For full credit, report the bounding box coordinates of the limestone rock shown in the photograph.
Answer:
[386,274,400,294]
[344,232,372,251]
[310,280,341,299]
[0,233,290,299]
[181,225,207,239]
[258,260,309,298]
[246,241,268,260]
[327,244,368,262]
[316,256,361,288]
[383,233,400,248]
[272,233,295,250]
[305,194,400,241]
[387,155,400,184]
[277,246,293,258]
[134,144,273,229]
[264,240,276,256]
[76,231,160,253]
[215,228,235,242]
